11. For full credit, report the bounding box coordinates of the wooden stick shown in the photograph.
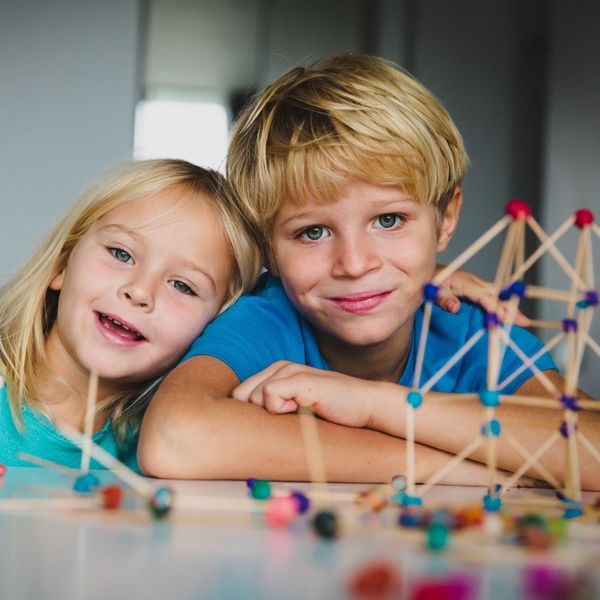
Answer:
[527,215,587,289]
[500,394,600,411]
[496,327,559,395]
[423,393,479,404]
[417,437,484,496]
[592,222,600,240]
[433,215,511,284]
[502,430,561,491]
[17,452,79,477]
[494,220,518,289]
[413,301,433,389]
[298,407,328,485]
[511,215,573,282]
[63,427,155,498]
[406,404,416,496]
[525,285,575,302]
[566,411,582,502]
[585,333,600,358]
[80,370,98,475]
[496,331,564,391]
[419,329,485,393]
[526,319,563,330]
[577,431,600,467]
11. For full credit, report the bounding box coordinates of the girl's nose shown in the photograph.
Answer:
[119,277,155,311]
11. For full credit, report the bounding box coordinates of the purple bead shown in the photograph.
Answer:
[585,290,599,306]
[246,478,257,489]
[560,395,580,412]
[423,283,440,301]
[290,491,310,514]
[562,318,578,333]
[484,312,499,330]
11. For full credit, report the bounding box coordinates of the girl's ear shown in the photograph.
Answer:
[265,244,280,277]
[49,270,65,291]
[437,187,463,252]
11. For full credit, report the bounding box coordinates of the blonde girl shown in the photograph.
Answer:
[0,159,260,471]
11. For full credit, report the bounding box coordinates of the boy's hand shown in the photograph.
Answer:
[232,361,373,428]
[435,266,530,327]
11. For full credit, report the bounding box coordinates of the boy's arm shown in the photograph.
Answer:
[138,356,494,485]
[233,364,600,490]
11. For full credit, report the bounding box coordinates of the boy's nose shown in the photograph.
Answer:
[331,235,382,278]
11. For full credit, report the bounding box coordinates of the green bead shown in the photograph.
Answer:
[517,513,547,531]
[547,517,567,542]
[427,522,449,551]
[251,479,272,500]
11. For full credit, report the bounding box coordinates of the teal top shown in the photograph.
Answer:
[0,377,139,472]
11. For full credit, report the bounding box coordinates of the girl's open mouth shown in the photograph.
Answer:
[95,312,147,342]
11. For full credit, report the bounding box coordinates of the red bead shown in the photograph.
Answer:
[264,496,297,527]
[348,561,400,599]
[506,199,531,219]
[101,485,124,510]
[574,209,594,228]
[0,464,7,477]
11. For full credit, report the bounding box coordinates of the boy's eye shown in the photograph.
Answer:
[110,247,134,264]
[374,214,405,229]
[169,280,196,296]
[300,226,329,241]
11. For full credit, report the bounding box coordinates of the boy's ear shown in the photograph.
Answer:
[49,270,65,291]
[437,187,462,252]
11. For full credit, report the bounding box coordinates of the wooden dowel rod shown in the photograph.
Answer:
[527,319,563,330]
[525,286,575,302]
[17,452,79,476]
[80,370,98,475]
[433,216,511,284]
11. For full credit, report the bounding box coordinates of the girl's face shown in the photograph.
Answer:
[47,185,233,389]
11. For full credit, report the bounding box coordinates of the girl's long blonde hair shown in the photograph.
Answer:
[0,159,261,442]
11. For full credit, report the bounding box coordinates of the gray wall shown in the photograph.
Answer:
[0,0,142,280]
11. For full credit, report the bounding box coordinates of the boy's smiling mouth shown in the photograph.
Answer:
[95,311,147,343]
[328,290,393,314]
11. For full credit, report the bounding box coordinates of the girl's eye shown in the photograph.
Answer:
[170,280,196,296]
[300,226,329,241]
[374,214,405,229]
[110,247,134,264]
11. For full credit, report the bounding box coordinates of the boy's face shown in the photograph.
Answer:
[46,186,233,391]
[270,180,460,352]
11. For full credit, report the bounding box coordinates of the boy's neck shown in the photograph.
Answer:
[315,323,413,383]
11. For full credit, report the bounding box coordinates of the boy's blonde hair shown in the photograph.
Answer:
[0,159,261,442]
[228,53,469,241]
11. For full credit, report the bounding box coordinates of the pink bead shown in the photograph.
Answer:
[264,496,298,528]
[0,464,6,477]
[574,209,594,228]
[506,199,531,219]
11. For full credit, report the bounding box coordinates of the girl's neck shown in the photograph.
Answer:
[315,321,413,383]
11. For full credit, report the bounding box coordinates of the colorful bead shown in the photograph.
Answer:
[406,391,423,409]
[101,485,123,510]
[585,290,599,306]
[312,511,338,539]
[560,394,580,412]
[73,473,100,493]
[559,421,577,438]
[391,474,407,491]
[398,507,424,528]
[574,208,594,228]
[290,491,310,514]
[563,506,583,519]
[0,464,7,477]
[427,522,449,551]
[506,199,531,219]
[401,494,422,507]
[484,312,500,330]
[562,318,578,333]
[483,494,501,512]
[250,479,271,500]
[148,486,173,519]
[479,389,500,408]
[347,561,400,599]
[422,283,440,301]
[264,496,297,527]
[245,477,257,489]
[481,419,501,437]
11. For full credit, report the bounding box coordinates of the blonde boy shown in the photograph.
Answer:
[139,55,600,488]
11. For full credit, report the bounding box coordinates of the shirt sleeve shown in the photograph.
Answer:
[182,278,307,382]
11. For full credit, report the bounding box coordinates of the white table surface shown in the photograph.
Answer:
[0,467,598,600]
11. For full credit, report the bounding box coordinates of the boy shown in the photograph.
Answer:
[139,54,599,488]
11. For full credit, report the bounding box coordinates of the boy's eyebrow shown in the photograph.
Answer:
[98,224,217,292]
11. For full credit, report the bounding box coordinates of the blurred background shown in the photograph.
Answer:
[1,0,599,395]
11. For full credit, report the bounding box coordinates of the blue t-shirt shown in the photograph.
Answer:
[0,378,139,472]
[184,275,556,393]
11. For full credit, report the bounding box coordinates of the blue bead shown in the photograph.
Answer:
[563,507,583,519]
[401,494,422,507]
[73,473,100,493]
[406,391,423,409]
[585,290,598,306]
[562,318,578,333]
[484,312,499,330]
[398,508,423,528]
[560,395,580,412]
[149,486,173,519]
[479,390,500,407]
[290,491,310,514]
[390,492,406,505]
[422,283,440,301]
[481,419,501,437]
[510,281,527,297]
[498,287,512,301]
[246,477,257,489]
[483,494,501,512]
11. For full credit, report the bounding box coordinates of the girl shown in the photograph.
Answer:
[0,159,261,472]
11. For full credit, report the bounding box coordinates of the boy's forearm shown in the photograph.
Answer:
[138,362,490,484]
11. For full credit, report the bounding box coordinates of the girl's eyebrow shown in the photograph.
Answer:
[98,224,217,292]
